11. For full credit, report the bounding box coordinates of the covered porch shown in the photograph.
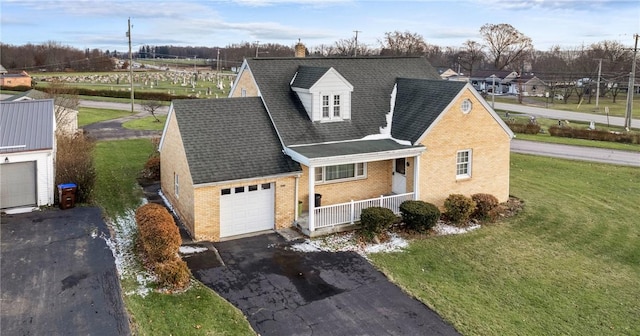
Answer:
[285,138,425,236]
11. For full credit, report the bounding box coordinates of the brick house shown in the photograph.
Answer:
[159,56,514,241]
[0,68,32,88]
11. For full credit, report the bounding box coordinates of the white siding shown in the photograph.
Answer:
[1,150,54,208]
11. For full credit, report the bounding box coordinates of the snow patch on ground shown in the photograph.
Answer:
[433,222,481,235]
[290,231,408,257]
[101,205,156,298]
[179,245,208,254]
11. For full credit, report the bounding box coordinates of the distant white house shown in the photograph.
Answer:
[0,99,56,213]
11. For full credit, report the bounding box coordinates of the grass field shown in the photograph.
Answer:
[495,95,640,118]
[78,107,133,127]
[93,139,254,335]
[122,115,167,131]
[370,154,640,335]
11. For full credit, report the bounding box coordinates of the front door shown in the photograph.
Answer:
[392,158,406,194]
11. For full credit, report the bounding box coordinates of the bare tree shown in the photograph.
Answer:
[141,97,164,122]
[45,79,80,134]
[480,23,533,71]
[458,40,486,76]
[378,31,428,56]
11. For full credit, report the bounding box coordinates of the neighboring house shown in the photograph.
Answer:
[0,69,32,88]
[0,99,56,213]
[4,89,79,134]
[439,68,469,82]
[518,74,549,97]
[470,70,519,94]
[159,56,514,242]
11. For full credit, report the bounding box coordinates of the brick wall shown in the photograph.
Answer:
[159,112,196,236]
[417,89,511,206]
[297,161,392,210]
[229,68,259,97]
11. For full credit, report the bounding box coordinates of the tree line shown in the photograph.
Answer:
[1,24,635,89]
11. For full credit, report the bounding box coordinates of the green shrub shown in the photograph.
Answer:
[135,203,181,263]
[155,256,191,291]
[360,207,397,241]
[471,193,500,221]
[444,194,476,225]
[399,200,441,232]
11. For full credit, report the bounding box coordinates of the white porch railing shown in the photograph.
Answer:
[313,193,414,229]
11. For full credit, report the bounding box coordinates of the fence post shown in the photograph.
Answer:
[350,200,355,223]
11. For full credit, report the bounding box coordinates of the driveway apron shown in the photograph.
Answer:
[195,233,460,336]
[0,207,131,335]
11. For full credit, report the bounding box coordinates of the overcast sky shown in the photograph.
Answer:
[1,0,639,53]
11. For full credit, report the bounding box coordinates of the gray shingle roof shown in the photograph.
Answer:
[0,100,54,154]
[3,89,48,101]
[391,78,467,144]
[171,97,301,185]
[290,66,330,89]
[290,138,420,158]
[246,57,440,146]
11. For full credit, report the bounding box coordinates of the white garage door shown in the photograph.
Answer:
[0,161,37,209]
[219,182,275,238]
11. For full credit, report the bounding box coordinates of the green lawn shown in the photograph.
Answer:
[494,96,640,117]
[370,154,640,336]
[93,139,254,335]
[122,115,167,131]
[79,107,133,127]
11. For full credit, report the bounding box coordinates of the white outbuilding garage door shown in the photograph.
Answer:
[219,182,275,238]
[0,161,37,209]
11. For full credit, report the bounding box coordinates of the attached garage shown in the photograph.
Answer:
[0,161,37,209]
[220,182,275,238]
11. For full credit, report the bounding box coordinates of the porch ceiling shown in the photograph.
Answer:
[285,138,425,166]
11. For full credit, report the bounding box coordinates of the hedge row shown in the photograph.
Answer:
[45,87,197,101]
[135,203,190,290]
[505,121,542,134]
[549,126,640,144]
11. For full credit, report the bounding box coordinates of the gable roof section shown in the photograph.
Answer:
[245,57,440,146]
[3,89,48,101]
[0,100,54,154]
[171,97,301,185]
[391,78,467,144]
[291,66,330,89]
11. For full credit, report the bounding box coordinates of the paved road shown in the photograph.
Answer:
[196,233,460,336]
[0,207,131,336]
[512,139,640,167]
[495,102,640,129]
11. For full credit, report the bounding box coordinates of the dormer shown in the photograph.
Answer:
[290,66,354,122]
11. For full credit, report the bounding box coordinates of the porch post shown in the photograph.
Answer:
[413,155,420,200]
[308,165,315,232]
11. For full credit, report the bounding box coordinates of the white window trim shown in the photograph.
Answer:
[461,99,472,114]
[315,162,367,184]
[174,173,179,197]
[456,149,472,179]
[320,93,344,122]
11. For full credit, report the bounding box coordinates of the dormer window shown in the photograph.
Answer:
[291,66,353,122]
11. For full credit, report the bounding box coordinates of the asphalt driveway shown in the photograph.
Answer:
[1,207,130,335]
[194,233,460,336]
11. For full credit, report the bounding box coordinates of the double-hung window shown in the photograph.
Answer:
[321,94,341,120]
[315,163,366,183]
[456,150,472,179]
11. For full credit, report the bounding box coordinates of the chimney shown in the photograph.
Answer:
[295,39,306,58]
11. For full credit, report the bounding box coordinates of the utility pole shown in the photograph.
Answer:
[216,48,221,81]
[625,33,639,131]
[595,58,603,110]
[353,30,361,57]
[127,18,134,114]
